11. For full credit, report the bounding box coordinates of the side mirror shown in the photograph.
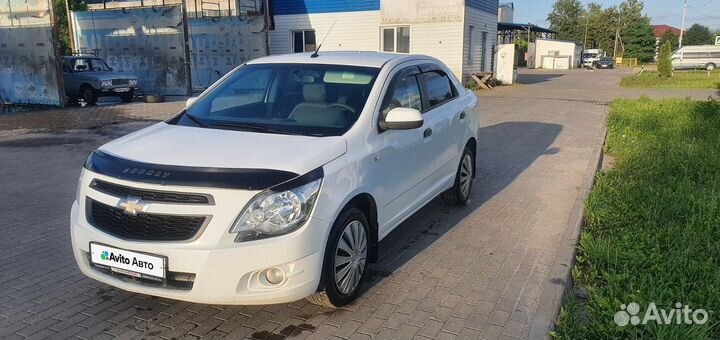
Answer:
[382,107,423,130]
[186,97,198,107]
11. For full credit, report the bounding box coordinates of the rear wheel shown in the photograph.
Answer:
[441,146,475,205]
[706,63,716,71]
[81,85,97,105]
[307,206,369,308]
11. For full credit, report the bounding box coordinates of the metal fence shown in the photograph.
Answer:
[0,0,64,106]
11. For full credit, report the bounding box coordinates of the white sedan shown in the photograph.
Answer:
[71,51,480,307]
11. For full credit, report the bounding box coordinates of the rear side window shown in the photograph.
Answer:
[421,71,455,108]
[684,52,707,59]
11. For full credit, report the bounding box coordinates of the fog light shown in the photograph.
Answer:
[264,268,285,285]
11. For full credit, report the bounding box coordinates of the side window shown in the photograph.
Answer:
[421,71,455,108]
[380,71,422,117]
[63,60,72,72]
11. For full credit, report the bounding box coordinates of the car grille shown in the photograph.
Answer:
[91,180,213,204]
[87,199,207,241]
[112,79,130,86]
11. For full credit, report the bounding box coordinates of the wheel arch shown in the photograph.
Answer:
[345,193,379,263]
[466,137,477,178]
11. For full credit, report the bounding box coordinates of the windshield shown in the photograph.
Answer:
[70,58,112,72]
[175,63,380,137]
[583,53,598,59]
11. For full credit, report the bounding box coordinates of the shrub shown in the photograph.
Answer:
[657,41,673,78]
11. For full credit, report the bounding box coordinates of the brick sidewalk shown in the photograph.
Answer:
[0,70,611,339]
[0,101,184,137]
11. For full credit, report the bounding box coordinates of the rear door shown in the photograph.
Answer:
[416,65,467,191]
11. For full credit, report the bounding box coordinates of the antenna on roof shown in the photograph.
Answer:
[311,20,337,58]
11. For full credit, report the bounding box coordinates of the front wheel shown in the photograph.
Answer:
[81,86,97,105]
[307,206,369,308]
[120,89,134,103]
[441,146,475,205]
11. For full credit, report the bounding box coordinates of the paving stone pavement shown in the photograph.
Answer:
[0,69,631,339]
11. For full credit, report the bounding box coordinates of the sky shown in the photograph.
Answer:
[512,0,720,30]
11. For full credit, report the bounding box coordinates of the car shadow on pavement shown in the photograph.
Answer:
[517,73,566,85]
[363,121,563,292]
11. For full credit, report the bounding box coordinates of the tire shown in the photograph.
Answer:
[81,85,97,105]
[441,145,475,205]
[307,206,369,308]
[120,89,134,103]
[706,63,716,71]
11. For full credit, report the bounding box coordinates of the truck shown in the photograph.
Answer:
[582,49,605,67]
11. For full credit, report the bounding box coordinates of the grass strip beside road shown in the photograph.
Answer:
[554,98,720,339]
[620,71,720,89]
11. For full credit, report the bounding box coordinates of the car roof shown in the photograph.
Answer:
[246,51,425,68]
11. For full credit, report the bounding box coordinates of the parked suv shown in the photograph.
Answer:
[63,56,139,105]
[70,52,480,307]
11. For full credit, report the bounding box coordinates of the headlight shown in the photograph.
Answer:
[129,79,138,86]
[101,80,112,87]
[230,169,323,242]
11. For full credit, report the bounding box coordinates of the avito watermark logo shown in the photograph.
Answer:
[614,302,709,326]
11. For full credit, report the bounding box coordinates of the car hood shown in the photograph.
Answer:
[98,123,347,177]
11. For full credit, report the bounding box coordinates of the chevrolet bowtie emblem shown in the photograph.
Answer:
[118,196,147,216]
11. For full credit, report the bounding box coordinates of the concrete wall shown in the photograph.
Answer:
[71,6,189,95]
[188,15,266,89]
[0,0,63,106]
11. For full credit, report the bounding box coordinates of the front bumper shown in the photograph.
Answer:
[70,171,327,305]
[99,86,138,95]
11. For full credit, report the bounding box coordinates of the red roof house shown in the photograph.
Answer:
[653,25,681,38]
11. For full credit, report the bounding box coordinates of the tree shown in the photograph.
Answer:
[55,0,87,55]
[683,24,713,46]
[658,29,679,51]
[657,41,672,78]
[547,0,585,42]
[622,17,656,62]
[584,3,616,51]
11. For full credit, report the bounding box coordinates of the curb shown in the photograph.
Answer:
[528,127,608,339]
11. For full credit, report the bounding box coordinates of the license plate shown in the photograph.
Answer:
[90,242,166,279]
[114,87,131,92]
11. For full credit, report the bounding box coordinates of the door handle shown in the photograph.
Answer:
[459,111,466,120]
[423,128,433,138]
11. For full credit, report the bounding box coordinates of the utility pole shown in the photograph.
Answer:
[583,10,589,48]
[180,0,193,97]
[679,0,688,48]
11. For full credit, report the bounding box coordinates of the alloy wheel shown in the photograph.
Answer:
[334,220,367,295]
[459,153,473,199]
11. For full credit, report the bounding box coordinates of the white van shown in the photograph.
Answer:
[672,45,720,71]
[582,49,604,67]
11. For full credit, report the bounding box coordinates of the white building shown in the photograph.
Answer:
[529,38,582,69]
[269,0,499,80]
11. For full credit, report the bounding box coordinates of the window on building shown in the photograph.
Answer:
[467,25,475,64]
[381,26,410,53]
[292,30,316,53]
[481,31,488,71]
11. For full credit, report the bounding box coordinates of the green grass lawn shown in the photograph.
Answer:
[620,71,720,89]
[554,98,720,339]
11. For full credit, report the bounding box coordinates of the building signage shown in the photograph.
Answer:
[381,0,463,23]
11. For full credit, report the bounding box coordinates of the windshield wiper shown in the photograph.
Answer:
[211,122,299,135]
[183,112,207,127]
